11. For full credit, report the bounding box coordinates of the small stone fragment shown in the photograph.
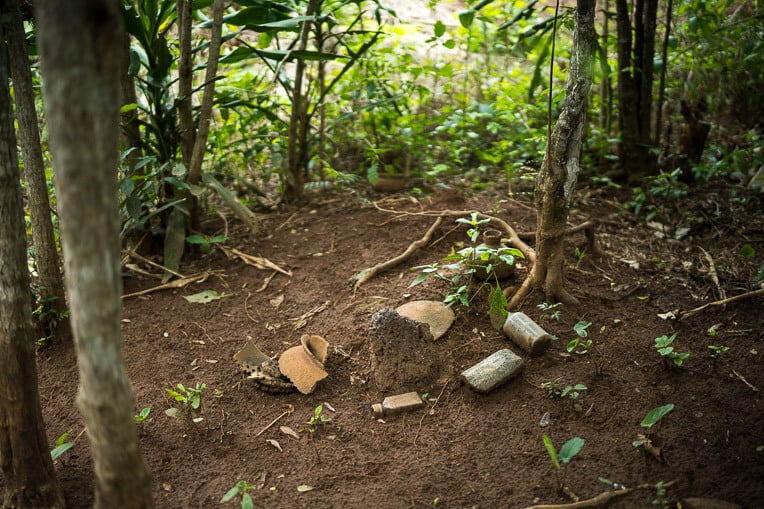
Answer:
[461,349,524,393]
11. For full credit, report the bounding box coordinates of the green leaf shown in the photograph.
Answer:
[186,234,208,245]
[542,435,559,469]
[120,103,138,113]
[220,485,240,503]
[184,290,222,304]
[573,321,591,338]
[408,273,430,288]
[740,244,756,258]
[558,437,585,464]
[489,285,508,330]
[50,441,74,460]
[458,9,475,28]
[241,493,254,509]
[640,403,674,429]
[434,20,446,38]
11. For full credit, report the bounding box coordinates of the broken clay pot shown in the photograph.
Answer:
[278,334,329,394]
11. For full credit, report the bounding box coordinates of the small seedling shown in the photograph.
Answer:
[537,302,561,322]
[220,480,257,509]
[187,233,227,254]
[652,480,670,509]
[654,333,689,367]
[134,406,152,424]
[633,403,674,461]
[543,435,585,490]
[50,430,74,460]
[165,382,207,422]
[707,345,729,358]
[306,404,331,433]
[566,321,593,354]
[560,384,588,400]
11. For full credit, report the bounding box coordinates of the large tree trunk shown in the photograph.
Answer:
[615,0,659,180]
[3,0,68,340]
[509,0,596,309]
[0,32,65,509]
[35,1,154,507]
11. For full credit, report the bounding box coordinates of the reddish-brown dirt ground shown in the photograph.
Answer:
[17,185,764,507]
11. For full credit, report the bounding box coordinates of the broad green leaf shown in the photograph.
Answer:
[573,321,591,338]
[220,485,240,503]
[50,441,74,460]
[458,9,475,28]
[740,244,756,258]
[241,493,254,509]
[184,290,222,304]
[558,437,585,464]
[542,435,559,469]
[640,403,674,429]
[489,285,508,330]
[434,20,446,38]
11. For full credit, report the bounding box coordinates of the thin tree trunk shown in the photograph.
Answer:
[509,0,596,309]
[35,1,154,507]
[0,30,65,509]
[655,0,673,148]
[177,0,194,167]
[3,0,68,340]
[187,0,224,229]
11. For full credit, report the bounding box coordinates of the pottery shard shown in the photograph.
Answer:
[278,335,329,394]
[369,309,443,393]
[395,300,455,340]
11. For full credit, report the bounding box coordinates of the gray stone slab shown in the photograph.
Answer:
[461,349,524,393]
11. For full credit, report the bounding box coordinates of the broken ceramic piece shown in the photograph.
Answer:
[279,335,329,394]
[395,300,455,340]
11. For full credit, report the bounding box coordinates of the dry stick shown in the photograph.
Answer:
[254,406,294,438]
[122,272,211,299]
[678,288,764,321]
[124,249,187,279]
[523,481,676,509]
[732,369,760,392]
[370,202,536,263]
[354,217,443,290]
[699,246,726,301]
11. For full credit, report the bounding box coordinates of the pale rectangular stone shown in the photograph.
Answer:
[461,349,524,393]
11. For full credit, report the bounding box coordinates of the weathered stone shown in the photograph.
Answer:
[369,309,443,393]
[461,349,524,393]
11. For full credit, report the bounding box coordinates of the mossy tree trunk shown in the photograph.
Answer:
[0,28,65,509]
[509,0,596,309]
[3,0,68,340]
[35,1,154,507]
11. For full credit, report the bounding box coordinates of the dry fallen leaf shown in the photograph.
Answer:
[323,401,336,412]
[266,439,282,452]
[270,294,284,308]
[297,484,314,493]
[280,426,300,440]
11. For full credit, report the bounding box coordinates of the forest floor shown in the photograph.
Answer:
[30,182,764,508]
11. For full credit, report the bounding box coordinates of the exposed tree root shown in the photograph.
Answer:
[676,288,764,321]
[354,217,442,290]
[523,481,676,509]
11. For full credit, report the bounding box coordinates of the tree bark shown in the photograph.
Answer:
[509,0,596,309]
[177,0,194,168]
[3,0,68,340]
[615,0,659,179]
[0,31,65,509]
[35,1,154,507]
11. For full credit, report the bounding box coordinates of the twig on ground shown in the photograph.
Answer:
[523,481,676,509]
[677,288,764,321]
[354,217,442,290]
[123,249,187,279]
[699,246,726,301]
[255,405,295,438]
[122,272,213,299]
[732,370,760,392]
[221,246,292,277]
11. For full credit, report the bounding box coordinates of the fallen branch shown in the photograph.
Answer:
[371,202,536,264]
[354,217,442,290]
[732,369,760,392]
[122,272,213,299]
[221,246,292,277]
[255,405,294,438]
[123,249,187,279]
[523,481,676,509]
[699,246,726,301]
[677,288,764,321]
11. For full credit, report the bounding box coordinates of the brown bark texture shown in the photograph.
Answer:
[615,0,659,178]
[2,0,68,340]
[0,29,65,509]
[509,0,596,309]
[35,1,154,507]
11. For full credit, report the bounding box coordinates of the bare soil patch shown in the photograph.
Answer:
[28,187,764,507]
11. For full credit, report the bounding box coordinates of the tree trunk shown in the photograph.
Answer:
[509,0,596,309]
[3,0,68,341]
[0,31,65,509]
[615,0,659,180]
[35,1,154,507]
[177,0,194,168]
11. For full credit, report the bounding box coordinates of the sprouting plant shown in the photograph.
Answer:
[654,333,690,367]
[633,403,674,460]
[573,246,586,267]
[220,480,257,509]
[306,404,332,433]
[165,382,207,422]
[50,430,75,460]
[542,435,585,490]
[707,345,729,358]
[652,480,670,509]
[186,233,228,255]
[455,212,491,242]
[134,406,152,424]
[542,378,587,401]
[537,302,561,322]
[566,321,593,354]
